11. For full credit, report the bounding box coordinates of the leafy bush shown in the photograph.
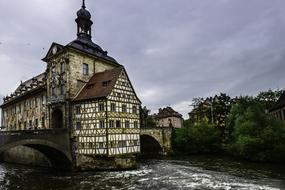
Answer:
[174,120,222,154]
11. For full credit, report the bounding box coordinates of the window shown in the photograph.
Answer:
[42,96,45,105]
[116,120,121,128]
[99,120,105,128]
[75,106,81,115]
[132,106,137,114]
[125,120,130,128]
[110,141,116,148]
[122,104,127,113]
[29,120,32,129]
[76,121,81,130]
[102,80,111,87]
[134,140,138,146]
[111,103,116,112]
[99,103,105,112]
[35,98,38,108]
[60,62,65,73]
[83,63,89,75]
[42,117,45,128]
[60,84,65,95]
[134,121,138,128]
[118,140,127,147]
[35,119,38,129]
[52,87,55,96]
[109,120,114,128]
[98,142,104,149]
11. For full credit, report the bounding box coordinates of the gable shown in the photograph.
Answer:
[42,42,64,62]
[108,69,141,104]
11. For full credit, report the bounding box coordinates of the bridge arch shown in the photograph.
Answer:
[140,135,163,156]
[140,127,173,156]
[0,139,72,170]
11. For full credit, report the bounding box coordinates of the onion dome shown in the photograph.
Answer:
[77,0,91,19]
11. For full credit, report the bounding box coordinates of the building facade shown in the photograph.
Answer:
[269,92,285,122]
[0,1,141,170]
[154,107,183,128]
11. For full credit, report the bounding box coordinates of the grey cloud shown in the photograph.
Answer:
[1,0,285,118]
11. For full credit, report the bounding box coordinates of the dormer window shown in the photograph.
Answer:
[83,63,89,75]
[102,80,111,87]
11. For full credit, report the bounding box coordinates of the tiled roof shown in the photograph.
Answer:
[155,107,182,119]
[43,38,120,66]
[73,67,123,102]
[1,72,46,107]
[67,37,119,64]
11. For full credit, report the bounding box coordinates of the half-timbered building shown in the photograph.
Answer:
[0,1,141,170]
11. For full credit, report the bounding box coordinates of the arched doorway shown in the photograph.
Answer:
[140,135,163,157]
[52,109,63,129]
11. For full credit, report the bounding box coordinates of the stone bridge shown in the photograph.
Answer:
[140,127,173,156]
[0,129,72,170]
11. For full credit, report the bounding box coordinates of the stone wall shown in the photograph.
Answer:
[157,116,183,128]
[75,154,136,170]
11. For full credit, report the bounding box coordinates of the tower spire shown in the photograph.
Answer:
[82,0,86,9]
[76,0,93,40]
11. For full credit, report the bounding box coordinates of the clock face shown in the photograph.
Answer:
[52,46,57,55]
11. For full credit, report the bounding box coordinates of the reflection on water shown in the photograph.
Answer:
[0,156,284,190]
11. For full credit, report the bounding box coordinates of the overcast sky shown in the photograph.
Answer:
[0,0,285,118]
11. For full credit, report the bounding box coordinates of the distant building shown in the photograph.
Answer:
[269,92,285,121]
[154,107,183,128]
[188,102,210,123]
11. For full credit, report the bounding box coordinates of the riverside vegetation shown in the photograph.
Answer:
[173,90,285,163]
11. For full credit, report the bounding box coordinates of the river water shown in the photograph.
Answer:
[0,156,284,190]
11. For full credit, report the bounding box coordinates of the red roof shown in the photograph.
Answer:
[73,67,123,102]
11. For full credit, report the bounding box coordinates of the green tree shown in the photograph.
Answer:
[256,89,284,110]
[174,119,222,154]
[140,106,156,128]
[226,101,285,162]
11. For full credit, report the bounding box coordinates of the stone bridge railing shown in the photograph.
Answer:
[0,128,68,137]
